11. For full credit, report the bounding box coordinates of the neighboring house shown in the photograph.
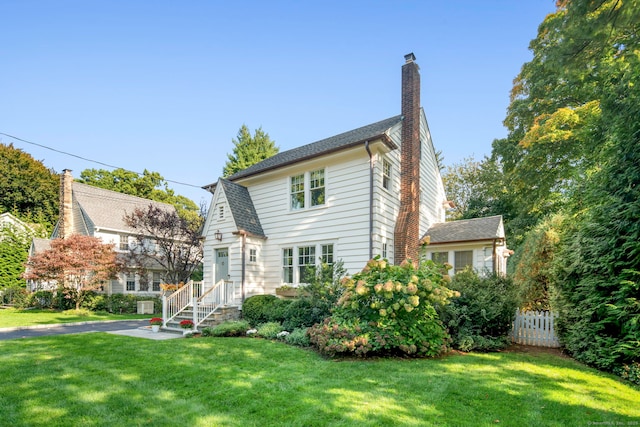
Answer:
[201,53,462,301]
[28,170,178,294]
[0,212,37,237]
[422,215,512,277]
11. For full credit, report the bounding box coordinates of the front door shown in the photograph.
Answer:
[215,248,229,283]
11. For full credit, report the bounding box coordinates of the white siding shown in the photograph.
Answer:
[419,109,447,234]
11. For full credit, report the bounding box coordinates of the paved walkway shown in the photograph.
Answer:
[0,319,183,341]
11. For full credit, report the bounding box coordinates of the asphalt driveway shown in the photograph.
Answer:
[0,319,151,340]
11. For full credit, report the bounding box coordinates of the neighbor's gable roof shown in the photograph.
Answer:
[219,179,266,238]
[205,115,402,188]
[68,182,176,234]
[30,237,52,254]
[424,215,505,244]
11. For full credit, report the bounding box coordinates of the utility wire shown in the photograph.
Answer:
[0,132,204,189]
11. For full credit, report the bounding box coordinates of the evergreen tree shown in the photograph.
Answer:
[223,125,278,177]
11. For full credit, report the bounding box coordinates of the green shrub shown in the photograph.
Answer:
[242,295,290,326]
[309,257,454,358]
[107,294,138,314]
[1,286,29,307]
[53,286,77,310]
[284,328,311,347]
[438,271,520,352]
[255,322,283,339]
[282,298,332,331]
[202,320,250,337]
[28,290,54,309]
[81,292,108,312]
[615,362,640,386]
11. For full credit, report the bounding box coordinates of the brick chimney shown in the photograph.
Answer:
[394,53,421,264]
[59,169,74,239]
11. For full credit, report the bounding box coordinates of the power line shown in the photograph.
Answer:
[0,132,204,189]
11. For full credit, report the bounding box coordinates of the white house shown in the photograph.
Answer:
[28,170,179,294]
[201,53,456,301]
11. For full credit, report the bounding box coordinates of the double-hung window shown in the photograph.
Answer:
[310,169,325,206]
[290,168,325,210]
[283,248,294,283]
[382,159,391,190]
[119,235,129,251]
[126,273,136,291]
[290,174,305,210]
[298,246,316,283]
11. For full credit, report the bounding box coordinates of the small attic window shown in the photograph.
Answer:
[218,205,224,219]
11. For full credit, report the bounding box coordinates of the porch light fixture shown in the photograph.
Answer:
[214,230,222,241]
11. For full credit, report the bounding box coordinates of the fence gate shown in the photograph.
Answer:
[511,309,560,348]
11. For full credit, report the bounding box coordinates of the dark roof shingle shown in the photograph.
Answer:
[220,179,265,238]
[424,215,504,244]
[215,115,402,184]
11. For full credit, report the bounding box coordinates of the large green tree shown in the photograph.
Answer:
[223,125,278,177]
[0,144,59,230]
[78,168,199,221]
[496,0,640,376]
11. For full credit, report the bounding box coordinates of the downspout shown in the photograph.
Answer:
[492,239,497,274]
[240,231,247,303]
[364,141,373,260]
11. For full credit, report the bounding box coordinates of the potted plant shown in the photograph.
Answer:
[179,319,195,335]
[149,317,163,333]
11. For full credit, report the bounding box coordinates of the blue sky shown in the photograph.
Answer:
[1,1,556,205]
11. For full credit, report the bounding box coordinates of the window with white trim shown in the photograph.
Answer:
[282,243,335,284]
[382,243,388,259]
[126,273,136,291]
[249,248,257,263]
[283,248,294,283]
[290,168,326,210]
[382,159,391,190]
[152,272,161,292]
[432,251,449,265]
[310,169,325,206]
[298,246,316,283]
[454,251,473,273]
[321,244,334,265]
[290,174,305,210]
[119,235,129,251]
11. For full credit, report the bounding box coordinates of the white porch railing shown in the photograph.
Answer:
[162,280,240,329]
[192,280,240,327]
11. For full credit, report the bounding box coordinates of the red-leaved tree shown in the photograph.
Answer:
[24,234,123,309]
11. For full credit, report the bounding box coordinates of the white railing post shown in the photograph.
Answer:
[162,294,167,328]
[192,296,198,331]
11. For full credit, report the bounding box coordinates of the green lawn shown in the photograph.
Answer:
[0,308,151,328]
[0,334,638,426]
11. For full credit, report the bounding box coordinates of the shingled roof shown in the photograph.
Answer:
[207,115,402,187]
[424,215,505,244]
[54,182,177,236]
[219,179,265,238]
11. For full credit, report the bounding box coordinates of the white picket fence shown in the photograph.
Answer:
[511,309,560,348]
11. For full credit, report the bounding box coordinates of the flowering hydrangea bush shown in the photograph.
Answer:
[308,257,458,358]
